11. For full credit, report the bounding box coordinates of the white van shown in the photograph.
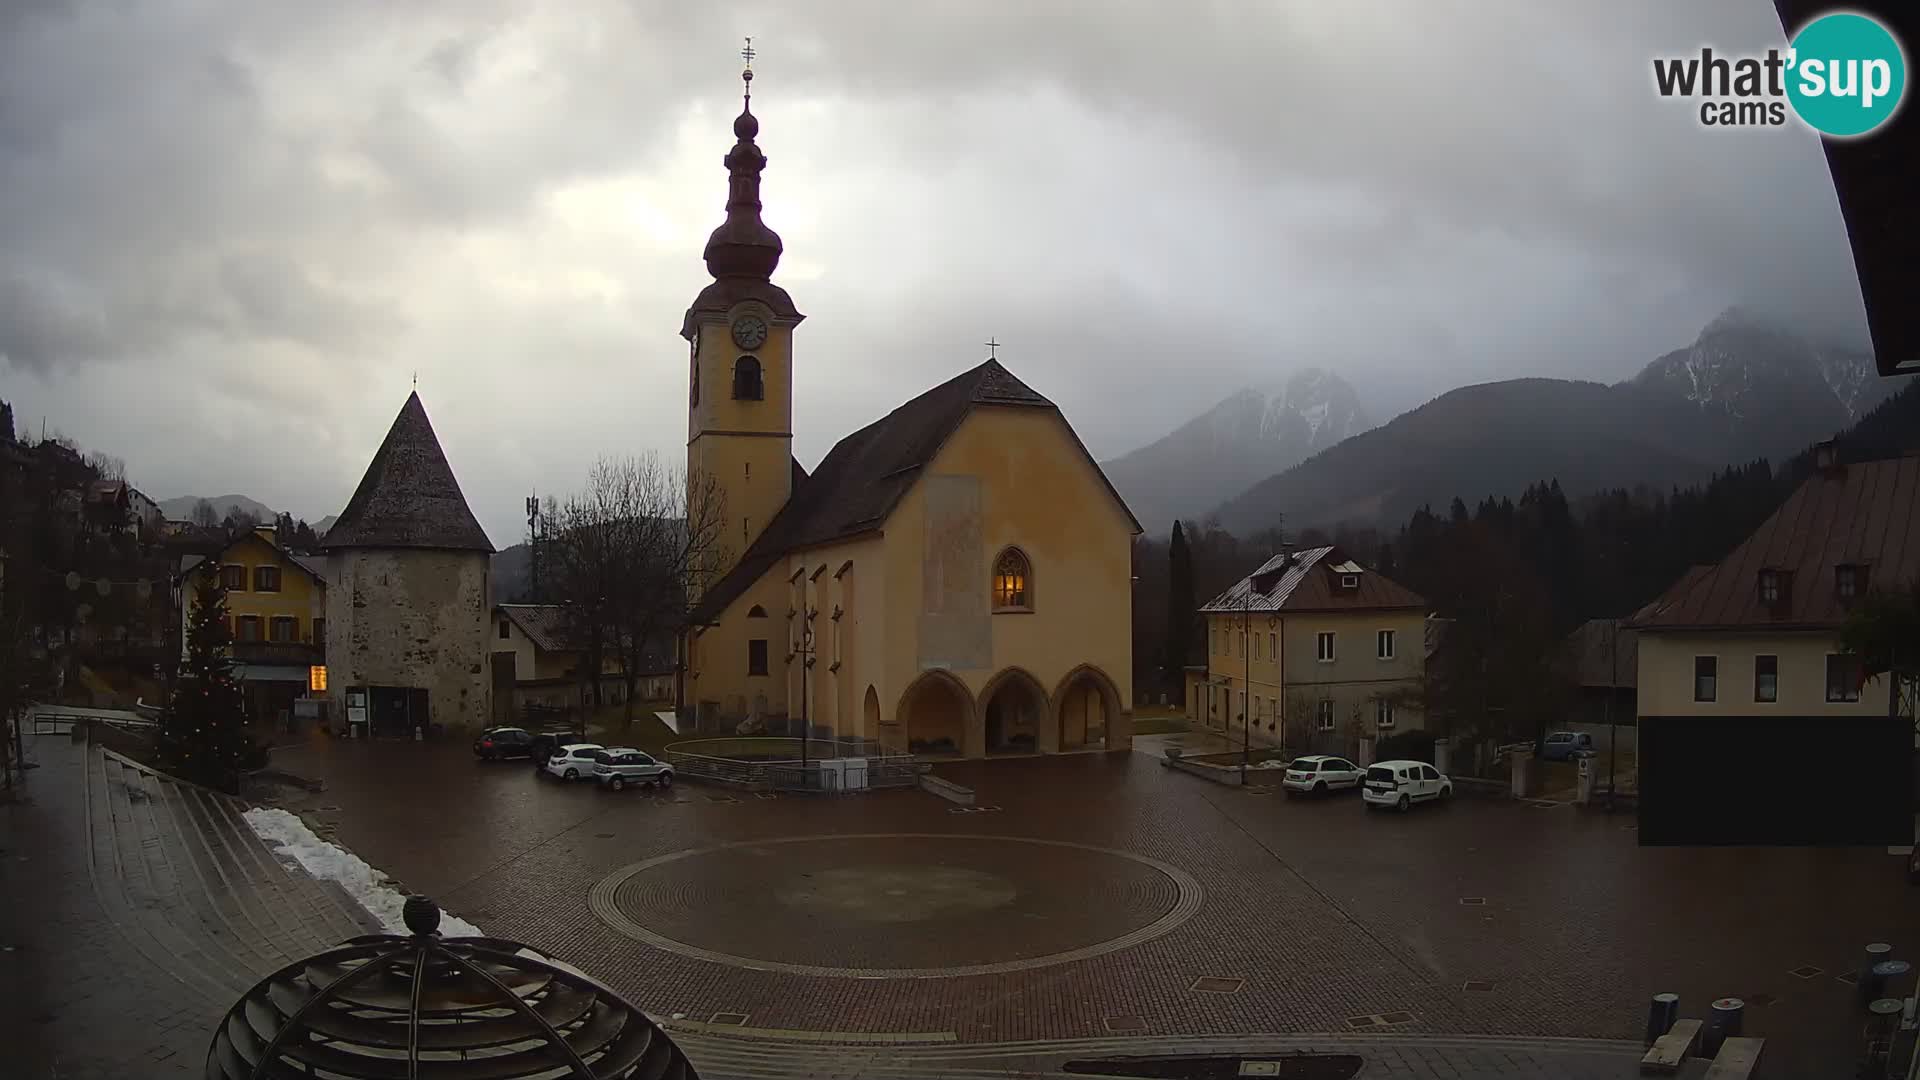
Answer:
[1361,759,1452,812]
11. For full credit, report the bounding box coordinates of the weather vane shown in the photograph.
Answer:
[985,337,1001,360]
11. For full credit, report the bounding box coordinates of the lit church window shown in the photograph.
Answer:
[992,548,1031,610]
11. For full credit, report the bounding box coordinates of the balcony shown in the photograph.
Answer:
[230,641,324,667]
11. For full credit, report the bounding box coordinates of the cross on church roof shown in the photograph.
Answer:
[985,337,1001,360]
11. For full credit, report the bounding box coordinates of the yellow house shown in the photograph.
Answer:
[178,526,327,724]
[1195,547,1428,755]
[1627,448,1918,843]
[677,68,1140,758]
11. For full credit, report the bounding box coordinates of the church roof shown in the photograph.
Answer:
[321,392,494,554]
[689,358,1140,624]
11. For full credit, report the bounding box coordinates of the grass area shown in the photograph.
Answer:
[1131,713,1191,736]
[581,704,681,752]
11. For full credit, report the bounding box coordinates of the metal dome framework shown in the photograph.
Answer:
[207,897,697,1080]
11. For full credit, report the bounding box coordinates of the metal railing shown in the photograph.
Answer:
[663,736,922,791]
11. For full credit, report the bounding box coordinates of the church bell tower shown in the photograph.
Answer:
[683,40,804,577]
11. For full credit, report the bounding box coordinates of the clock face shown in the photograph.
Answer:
[731,315,768,350]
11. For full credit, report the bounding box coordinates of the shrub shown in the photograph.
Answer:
[1375,729,1438,764]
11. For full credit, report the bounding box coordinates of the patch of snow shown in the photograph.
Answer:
[244,807,486,937]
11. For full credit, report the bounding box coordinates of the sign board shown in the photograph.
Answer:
[308,665,328,692]
[347,707,368,725]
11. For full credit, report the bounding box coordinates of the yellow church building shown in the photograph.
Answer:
[678,63,1140,758]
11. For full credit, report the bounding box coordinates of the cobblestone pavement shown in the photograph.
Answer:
[263,733,1914,1078]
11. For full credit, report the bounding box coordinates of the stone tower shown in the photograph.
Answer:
[320,392,495,736]
[683,56,804,580]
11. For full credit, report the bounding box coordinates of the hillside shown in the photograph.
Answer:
[1102,368,1370,531]
[158,493,278,523]
[1210,310,1908,536]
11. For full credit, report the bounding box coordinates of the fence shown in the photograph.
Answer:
[663,736,922,792]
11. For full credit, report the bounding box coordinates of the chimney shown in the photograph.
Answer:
[1813,440,1840,473]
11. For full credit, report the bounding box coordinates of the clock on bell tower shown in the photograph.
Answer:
[682,47,803,579]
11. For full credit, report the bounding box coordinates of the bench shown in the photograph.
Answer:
[1702,1036,1763,1079]
[1640,1018,1701,1074]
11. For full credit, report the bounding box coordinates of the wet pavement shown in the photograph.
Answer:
[248,733,1917,1075]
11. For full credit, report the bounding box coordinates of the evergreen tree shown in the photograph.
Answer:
[158,567,251,792]
[1164,521,1195,700]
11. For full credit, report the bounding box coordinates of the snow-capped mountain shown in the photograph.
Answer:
[1103,368,1371,534]
[1627,306,1892,460]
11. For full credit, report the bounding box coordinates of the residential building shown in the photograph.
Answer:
[1192,547,1428,756]
[178,526,327,727]
[1628,446,1917,842]
[321,393,494,737]
[491,603,674,723]
[1560,617,1639,754]
[678,68,1139,757]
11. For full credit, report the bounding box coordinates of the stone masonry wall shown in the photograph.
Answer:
[324,548,491,733]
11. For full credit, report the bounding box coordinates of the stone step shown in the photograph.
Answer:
[165,777,330,964]
[191,787,378,945]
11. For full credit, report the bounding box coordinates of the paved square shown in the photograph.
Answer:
[261,734,1915,1078]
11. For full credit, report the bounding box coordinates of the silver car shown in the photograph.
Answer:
[593,747,675,792]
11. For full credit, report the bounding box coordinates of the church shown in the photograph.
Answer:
[678,60,1140,758]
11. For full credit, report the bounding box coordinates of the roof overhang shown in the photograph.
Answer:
[1774,0,1919,376]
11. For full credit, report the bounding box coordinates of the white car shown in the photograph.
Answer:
[542,743,604,781]
[593,747,675,792]
[1361,759,1452,812]
[1281,755,1364,796]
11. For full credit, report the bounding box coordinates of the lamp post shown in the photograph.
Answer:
[797,612,816,776]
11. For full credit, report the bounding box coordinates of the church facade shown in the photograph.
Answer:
[679,68,1140,758]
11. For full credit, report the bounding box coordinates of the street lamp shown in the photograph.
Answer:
[796,611,817,776]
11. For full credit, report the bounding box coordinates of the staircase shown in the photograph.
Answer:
[84,745,383,1006]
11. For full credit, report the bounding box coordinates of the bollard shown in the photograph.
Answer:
[1861,943,1894,1003]
[1702,997,1744,1057]
[1864,959,1911,1004]
[1645,992,1681,1046]
[1862,998,1903,1075]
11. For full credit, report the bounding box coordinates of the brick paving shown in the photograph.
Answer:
[242,735,1920,1076]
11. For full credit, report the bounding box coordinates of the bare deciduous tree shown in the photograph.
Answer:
[191,498,220,528]
[544,455,729,725]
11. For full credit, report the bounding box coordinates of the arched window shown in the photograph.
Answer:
[733,356,763,400]
[992,547,1031,611]
[747,605,768,618]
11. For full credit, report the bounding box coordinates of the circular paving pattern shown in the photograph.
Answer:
[588,833,1204,978]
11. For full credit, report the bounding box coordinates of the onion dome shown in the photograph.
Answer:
[206,895,698,1079]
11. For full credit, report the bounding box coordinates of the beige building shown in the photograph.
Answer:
[490,603,673,723]
[1627,448,1917,843]
[1631,449,1916,722]
[677,71,1140,757]
[1193,547,1428,755]
[322,393,495,736]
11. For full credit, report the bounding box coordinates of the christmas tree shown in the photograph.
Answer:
[158,565,250,792]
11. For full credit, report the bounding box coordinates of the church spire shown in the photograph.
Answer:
[703,38,783,282]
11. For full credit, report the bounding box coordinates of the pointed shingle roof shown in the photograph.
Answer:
[321,392,494,553]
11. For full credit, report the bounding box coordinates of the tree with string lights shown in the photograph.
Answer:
[158,564,250,792]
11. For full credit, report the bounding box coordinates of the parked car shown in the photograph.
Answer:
[1362,759,1452,812]
[529,730,587,767]
[542,743,604,781]
[1540,731,1595,761]
[594,748,675,792]
[473,726,534,761]
[1281,755,1363,796]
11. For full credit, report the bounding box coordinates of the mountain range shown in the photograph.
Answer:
[1101,367,1371,531]
[157,493,335,534]
[1113,308,1905,540]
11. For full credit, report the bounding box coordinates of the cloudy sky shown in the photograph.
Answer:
[0,1,1869,546]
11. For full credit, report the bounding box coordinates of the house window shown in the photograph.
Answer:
[1252,694,1262,721]
[269,616,297,643]
[1826,654,1862,703]
[499,620,511,640]
[1757,569,1779,605]
[1316,631,1336,662]
[1252,636,1261,660]
[992,548,1030,610]
[236,615,262,643]
[1375,698,1396,728]
[1268,631,1276,660]
[748,639,768,676]
[1754,654,1778,703]
[748,604,768,618]
[1316,700,1335,731]
[221,564,247,591]
[732,356,764,400]
[1377,629,1395,660]
[1836,564,1862,600]
[1340,573,1359,589]
[313,618,325,644]
[1693,656,1717,702]
[253,565,281,592]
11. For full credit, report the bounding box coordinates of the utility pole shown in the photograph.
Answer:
[1605,619,1618,813]
[525,495,542,602]
[1241,589,1252,783]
